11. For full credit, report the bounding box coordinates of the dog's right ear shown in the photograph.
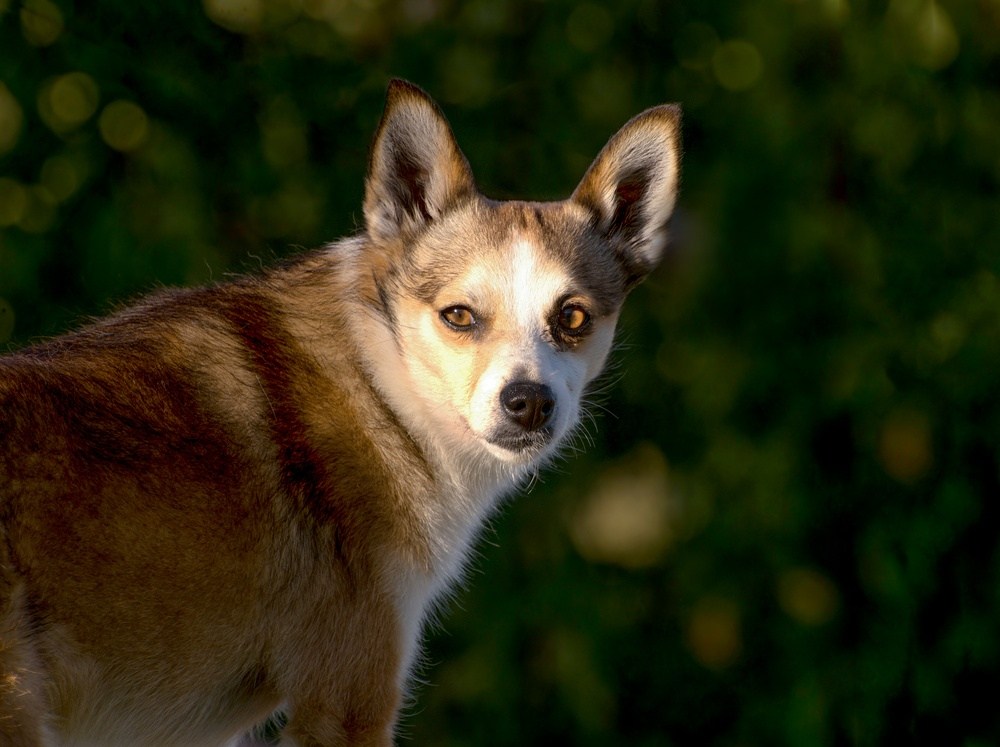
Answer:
[364,80,477,243]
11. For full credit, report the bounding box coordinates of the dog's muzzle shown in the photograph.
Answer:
[485,381,557,455]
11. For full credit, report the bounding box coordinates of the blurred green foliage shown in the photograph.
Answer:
[3,0,1000,744]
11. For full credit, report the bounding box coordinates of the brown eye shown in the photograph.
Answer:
[558,304,590,333]
[441,306,477,330]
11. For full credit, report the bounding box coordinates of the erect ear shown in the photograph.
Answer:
[364,80,477,243]
[572,104,682,285]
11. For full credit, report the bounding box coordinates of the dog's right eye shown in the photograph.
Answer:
[440,306,477,330]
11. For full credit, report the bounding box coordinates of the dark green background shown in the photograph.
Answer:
[2,0,999,744]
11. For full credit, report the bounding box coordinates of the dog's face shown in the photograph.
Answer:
[360,81,681,469]
[389,201,623,464]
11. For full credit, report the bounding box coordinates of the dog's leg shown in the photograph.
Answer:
[281,684,399,747]
[0,581,52,747]
[281,707,394,747]
[281,648,401,747]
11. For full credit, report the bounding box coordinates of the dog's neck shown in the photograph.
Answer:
[317,239,529,557]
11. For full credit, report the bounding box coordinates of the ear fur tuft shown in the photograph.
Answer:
[364,80,476,242]
[572,104,682,284]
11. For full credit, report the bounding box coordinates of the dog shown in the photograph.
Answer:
[0,80,681,746]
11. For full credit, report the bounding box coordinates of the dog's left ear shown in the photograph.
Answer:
[572,105,682,285]
[364,80,477,243]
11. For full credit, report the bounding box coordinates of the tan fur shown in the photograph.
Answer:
[0,81,680,746]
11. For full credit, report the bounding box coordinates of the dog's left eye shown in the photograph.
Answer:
[441,306,477,330]
[558,304,591,333]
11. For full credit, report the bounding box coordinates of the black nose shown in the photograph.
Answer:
[500,381,555,432]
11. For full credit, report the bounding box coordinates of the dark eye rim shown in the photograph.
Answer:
[557,302,592,334]
[440,305,478,331]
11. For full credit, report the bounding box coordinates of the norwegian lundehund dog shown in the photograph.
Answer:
[0,80,681,745]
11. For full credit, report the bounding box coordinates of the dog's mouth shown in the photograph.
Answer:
[485,428,554,456]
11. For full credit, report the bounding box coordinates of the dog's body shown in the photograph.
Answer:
[0,81,680,746]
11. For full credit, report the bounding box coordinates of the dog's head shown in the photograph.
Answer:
[359,80,680,470]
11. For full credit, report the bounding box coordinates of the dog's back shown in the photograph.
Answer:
[0,267,440,744]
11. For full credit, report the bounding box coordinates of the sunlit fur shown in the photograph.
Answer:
[0,80,680,746]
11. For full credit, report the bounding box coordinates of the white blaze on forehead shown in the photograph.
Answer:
[508,237,569,331]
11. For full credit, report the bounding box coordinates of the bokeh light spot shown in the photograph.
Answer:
[0,178,29,226]
[777,568,839,626]
[203,0,263,34]
[913,0,959,70]
[99,100,150,152]
[20,0,63,46]
[570,443,676,569]
[0,84,24,156]
[822,0,850,23]
[686,596,742,670]
[40,155,82,202]
[889,0,960,70]
[879,408,933,483]
[39,73,100,134]
[712,40,763,91]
